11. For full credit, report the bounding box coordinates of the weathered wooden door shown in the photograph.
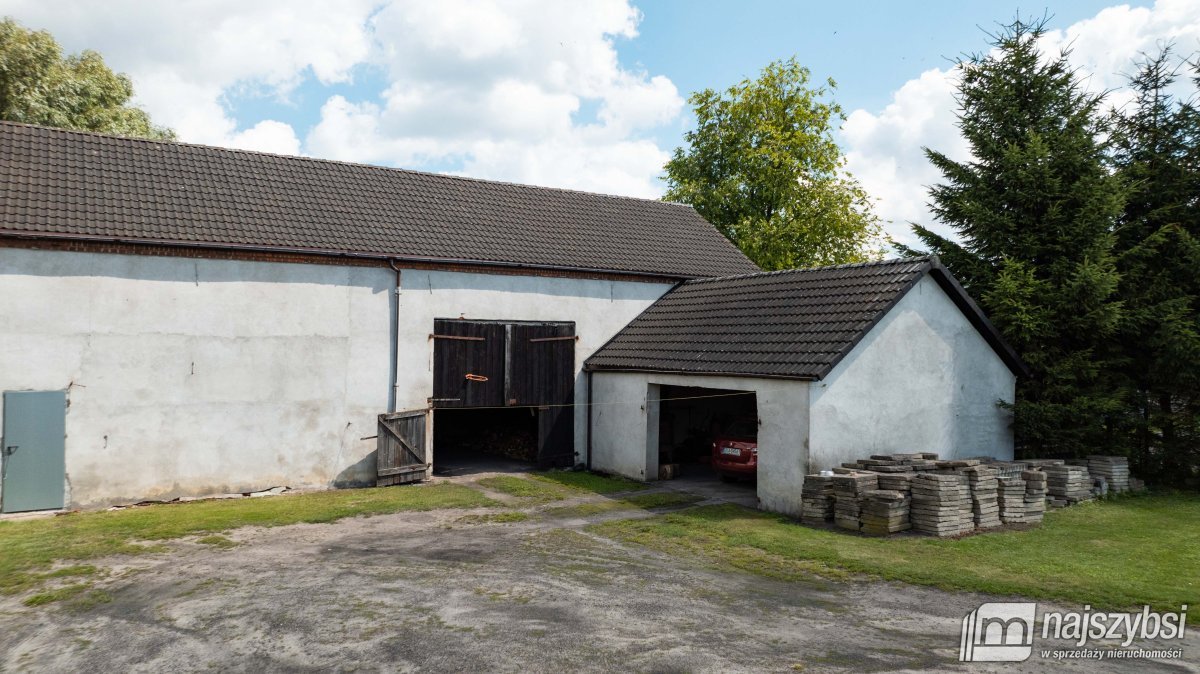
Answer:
[509,323,576,467]
[431,319,506,408]
[2,391,67,513]
[376,409,428,486]
[430,319,576,468]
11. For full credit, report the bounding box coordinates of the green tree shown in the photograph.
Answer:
[664,57,881,270]
[1109,47,1200,485]
[906,19,1126,457]
[0,17,173,139]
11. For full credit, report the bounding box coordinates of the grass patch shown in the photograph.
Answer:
[591,492,1200,621]
[23,583,91,607]
[476,476,568,502]
[68,589,114,611]
[0,483,494,599]
[455,511,531,525]
[476,471,647,504]
[544,491,702,519]
[42,565,98,579]
[195,535,238,549]
[530,471,647,495]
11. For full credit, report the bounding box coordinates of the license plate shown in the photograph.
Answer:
[720,446,741,456]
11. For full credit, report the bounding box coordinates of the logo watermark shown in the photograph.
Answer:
[959,602,1188,662]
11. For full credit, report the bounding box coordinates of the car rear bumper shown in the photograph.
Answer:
[713,460,756,475]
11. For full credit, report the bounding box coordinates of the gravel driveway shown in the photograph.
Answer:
[1,479,1196,673]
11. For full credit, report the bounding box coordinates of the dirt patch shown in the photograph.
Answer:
[0,494,1195,672]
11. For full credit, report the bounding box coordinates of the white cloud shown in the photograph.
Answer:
[843,0,1200,250]
[0,0,376,150]
[304,0,682,195]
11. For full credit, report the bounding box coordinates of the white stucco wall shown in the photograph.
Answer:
[807,275,1016,470]
[0,248,394,508]
[588,371,810,516]
[0,249,672,508]
[391,269,674,466]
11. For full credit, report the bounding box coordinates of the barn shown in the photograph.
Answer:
[0,122,1023,517]
[584,258,1027,515]
[0,121,754,511]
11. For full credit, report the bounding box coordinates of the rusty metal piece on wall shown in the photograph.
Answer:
[430,334,486,341]
[528,335,579,343]
[465,373,489,382]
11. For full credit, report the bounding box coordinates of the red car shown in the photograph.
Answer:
[711,418,758,481]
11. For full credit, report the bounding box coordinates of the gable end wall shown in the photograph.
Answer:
[807,275,1016,470]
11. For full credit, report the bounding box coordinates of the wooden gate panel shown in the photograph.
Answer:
[432,319,506,408]
[376,409,428,486]
[508,323,575,407]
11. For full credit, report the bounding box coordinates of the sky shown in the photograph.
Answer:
[3,0,1200,249]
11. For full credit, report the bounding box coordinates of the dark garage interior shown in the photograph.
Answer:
[432,407,539,474]
[426,318,576,476]
[657,385,758,481]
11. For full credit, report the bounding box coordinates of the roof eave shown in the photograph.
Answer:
[0,230,708,282]
[582,363,819,381]
[926,258,1031,378]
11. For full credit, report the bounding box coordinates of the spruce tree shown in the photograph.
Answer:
[1110,48,1200,485]
[908,19,1125,456]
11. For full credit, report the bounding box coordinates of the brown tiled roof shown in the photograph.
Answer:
[0,122,758,278]
[585,256,1026,380]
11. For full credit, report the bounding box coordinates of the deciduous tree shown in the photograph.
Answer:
[664,58,881,270]
[0,17,172,139]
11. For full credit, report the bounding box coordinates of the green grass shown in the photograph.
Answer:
[476,471,645,503]
[476,475,569,502]
[455,511,531,525]
[543,491,702,519]
[591,492,1200,622]
[196,535,238,549]
[0,483,495,599]
[23,583,92,606]
[529,471,647,495]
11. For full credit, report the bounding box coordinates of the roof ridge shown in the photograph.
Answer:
[682,255,935,285]
[0,120,697,209]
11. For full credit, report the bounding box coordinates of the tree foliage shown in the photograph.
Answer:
[1108,47,1200,484]
[0,17,173,139]
[664,58,881,270]
[907,19,1126,457]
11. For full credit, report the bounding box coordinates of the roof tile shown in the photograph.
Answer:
[0,122,757,278]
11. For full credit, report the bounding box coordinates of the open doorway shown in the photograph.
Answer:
[656,385,757,484]
[427,318,576,477]
[432,407,539,476]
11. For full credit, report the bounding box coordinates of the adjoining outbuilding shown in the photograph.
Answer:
[584,257,1027,516]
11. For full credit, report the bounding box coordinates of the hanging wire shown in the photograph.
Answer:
[427,390,757,412]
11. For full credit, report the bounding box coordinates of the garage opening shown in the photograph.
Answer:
[656,385,758,485]
[428,318,575,477]
[433,407,539,475]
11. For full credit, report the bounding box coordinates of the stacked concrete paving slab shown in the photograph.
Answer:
[1043,464,1092,505]
[1023,470,1047,524]
[998,476,1027,524]
[800,475,835,525]
[910,473,971,537]
[963,465,1002,529]
[832,472,878,531]
[1087,456,1130,493]
[860,490,911,535]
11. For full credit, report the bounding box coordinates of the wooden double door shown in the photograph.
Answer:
[431,319,576,468]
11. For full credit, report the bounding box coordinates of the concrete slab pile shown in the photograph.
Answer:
[910,473,971,537]
[800,475,835,525]
[860,489,911,535]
